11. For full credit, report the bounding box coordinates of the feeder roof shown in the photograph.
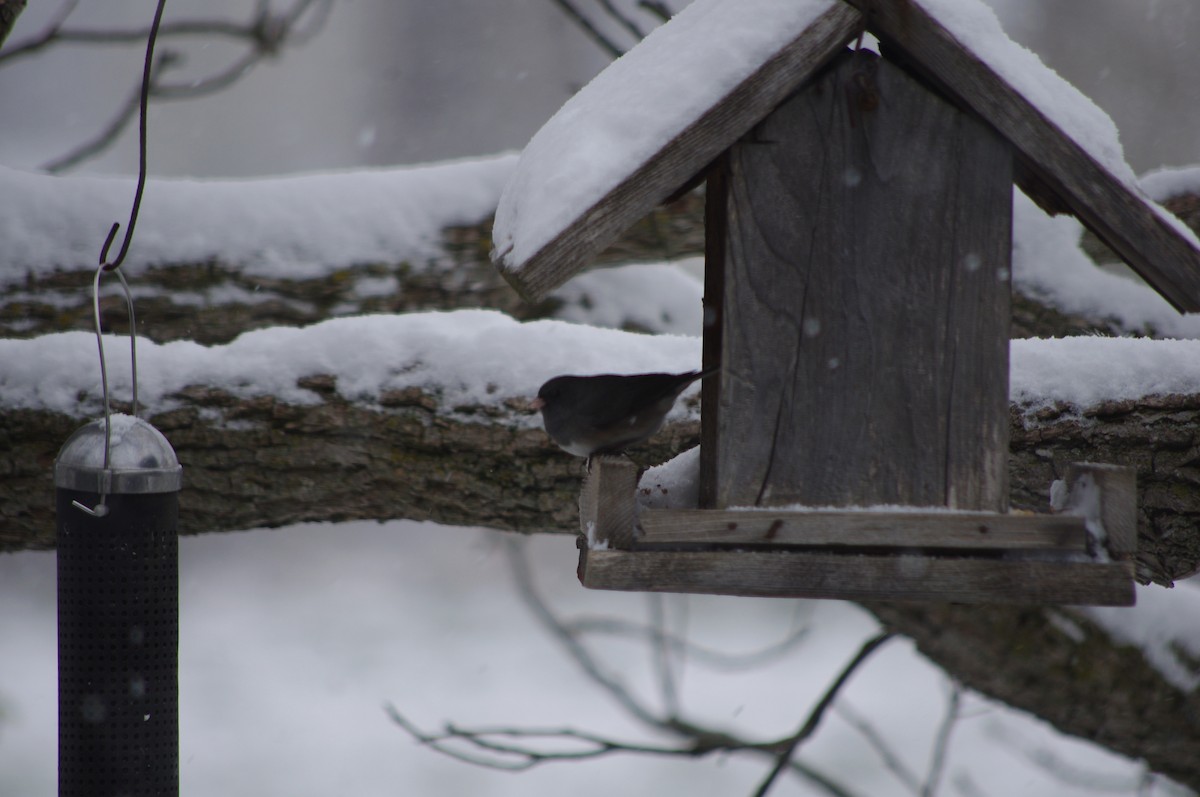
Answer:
[491,0,1200,312]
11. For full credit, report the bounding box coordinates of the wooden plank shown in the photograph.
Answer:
[698,154,728,509]
[639,509,1087,552]
[579,549,1135,606]
[498,3,863,300]
[848,0,1200,313]
[712,51,1011,511]
[578,454,639,549]
[1064,462,1138,558]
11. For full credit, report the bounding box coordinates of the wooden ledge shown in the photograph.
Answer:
[579,549,1134,605]
[575,456,1137,605]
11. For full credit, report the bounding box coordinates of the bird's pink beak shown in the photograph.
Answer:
[531,397,545,411]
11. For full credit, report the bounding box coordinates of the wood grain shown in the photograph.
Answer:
[638,508,1087,551]
[847,0,1200,312]
[580,548,1134,605]
[497,3,862,300]
[578,454,639,548]
[712,51,1012,510]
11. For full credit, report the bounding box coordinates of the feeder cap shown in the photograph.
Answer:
[55,414,182,494]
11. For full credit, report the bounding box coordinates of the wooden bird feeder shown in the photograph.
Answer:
[492,0,1200,605]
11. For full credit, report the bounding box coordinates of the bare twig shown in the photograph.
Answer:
[9,0,331,172]
[921,682,962,797]
[384,538,914,797]
[637,1,673,24]
[505,535,662,728]
[548,0,624,58]
[503,539,864,797]
[648,593,682,716]
[597,0,648,41]
[561,610,810,670]
[836,702,923,795]
[0,0,326,63]
[385,706,692,771]
[751,631,896,797]
[0,0,29,50]
[386,537,866,797]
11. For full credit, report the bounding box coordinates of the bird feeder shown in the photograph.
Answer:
[492,0,1200,604]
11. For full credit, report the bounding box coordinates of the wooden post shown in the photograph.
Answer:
[706,50,1012,511]
[578,455,639,549]
[1063,463,1137,559]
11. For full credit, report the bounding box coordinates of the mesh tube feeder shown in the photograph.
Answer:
[54,267,182,797]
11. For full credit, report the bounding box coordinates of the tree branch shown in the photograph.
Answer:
[0,0,332,172]
[751,632,895,797]
[385,538,866,797]
[0,0,28,50]
[920,683,962,797]
[548,0,625,59]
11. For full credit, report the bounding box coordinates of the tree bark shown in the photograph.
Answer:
[6,383,1198,582]
[0,187,1158,344]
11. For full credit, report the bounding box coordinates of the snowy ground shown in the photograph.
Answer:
[0,521,1191,797]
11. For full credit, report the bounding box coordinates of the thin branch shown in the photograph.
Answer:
[0,0,30,51]
[503,538,863,797]
[648,593,682,716]
[42,56,161,174]
[836,702,923,795]
[506,535,663,728]
[24,0,331,172]
[0,0,324,64]
[561,612,810,670]
[751,631,896,797]
[921,682,962,797]
[597,0,648,41]
[385,706,692,771]
[387,538,868,797]
[637,1,673,24]
[548,0,624,59]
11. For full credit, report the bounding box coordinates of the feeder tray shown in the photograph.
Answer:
[577,456,1135,606]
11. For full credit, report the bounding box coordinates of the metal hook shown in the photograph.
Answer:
[72,264,139,518]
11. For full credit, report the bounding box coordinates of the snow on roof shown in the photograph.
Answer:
[493,0,1137,274]
[493,0,1200,306]
[914,0,1130,184]
[491,0,840,274]
[0,153,515,285]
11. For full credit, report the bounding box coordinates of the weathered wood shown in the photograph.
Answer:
[1064,462,1138,558]
[496,3,862,300]
[578,455,639,549]
[698,155,728,509]
[848,0,1200,312]
[580,549,1134,605]
[638,508,1087,552]
[711,52,1012,510]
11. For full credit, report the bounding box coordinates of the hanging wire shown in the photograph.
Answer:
[71,0,166,518]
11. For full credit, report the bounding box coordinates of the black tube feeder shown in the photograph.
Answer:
[55,414,182,797]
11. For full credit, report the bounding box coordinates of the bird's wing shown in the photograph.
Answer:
[581,372,700,432]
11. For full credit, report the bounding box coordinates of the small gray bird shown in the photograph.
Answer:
[532,367,718,457]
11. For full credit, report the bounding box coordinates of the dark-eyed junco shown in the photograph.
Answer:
[533,367,718,457]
